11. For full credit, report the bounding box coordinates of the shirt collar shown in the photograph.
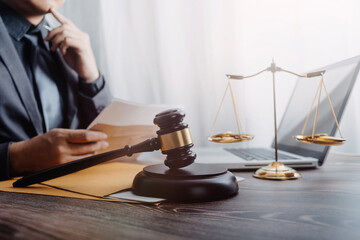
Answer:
[0,1,48,41]
[27,17,49,40]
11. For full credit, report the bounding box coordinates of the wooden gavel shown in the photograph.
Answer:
[13,109,197,187]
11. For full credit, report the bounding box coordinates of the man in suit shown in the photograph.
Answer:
[0,0,113,180]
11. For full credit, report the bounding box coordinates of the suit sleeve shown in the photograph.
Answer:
[77,75,113,128]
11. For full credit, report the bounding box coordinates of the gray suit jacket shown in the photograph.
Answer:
[0,16,113,180]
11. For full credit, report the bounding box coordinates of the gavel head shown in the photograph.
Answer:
[154,109,196,169]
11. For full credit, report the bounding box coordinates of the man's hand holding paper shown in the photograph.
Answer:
[10,129,109,176]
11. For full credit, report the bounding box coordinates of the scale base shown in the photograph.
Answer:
[253,161,301,180]
[132,163,239,202]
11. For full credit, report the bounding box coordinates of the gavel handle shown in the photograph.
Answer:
[13,137,161,188]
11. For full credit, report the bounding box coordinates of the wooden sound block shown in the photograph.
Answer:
[132,163,239,203]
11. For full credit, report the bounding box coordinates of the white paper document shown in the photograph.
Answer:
[87,98,177,153]
[87,98,175,129]
[107,190,166,203]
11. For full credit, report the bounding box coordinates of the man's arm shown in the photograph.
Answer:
[6,10,113,178]
[46,9,113,127]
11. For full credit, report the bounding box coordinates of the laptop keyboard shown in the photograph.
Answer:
[224,148,299,161]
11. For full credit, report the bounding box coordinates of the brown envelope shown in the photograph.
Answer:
[0,162,146,202]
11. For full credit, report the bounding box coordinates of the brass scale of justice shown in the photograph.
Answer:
[208,59,346,180]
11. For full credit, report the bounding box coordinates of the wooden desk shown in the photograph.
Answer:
[1,153,359,240]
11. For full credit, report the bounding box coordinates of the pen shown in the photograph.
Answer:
[43,25,53,31]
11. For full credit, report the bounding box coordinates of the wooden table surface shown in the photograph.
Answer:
[1,153,360,240]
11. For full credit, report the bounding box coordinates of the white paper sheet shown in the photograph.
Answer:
[87,98,177,129]
[107,190,166,203]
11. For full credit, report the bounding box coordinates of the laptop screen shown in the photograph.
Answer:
[275,56,360,166]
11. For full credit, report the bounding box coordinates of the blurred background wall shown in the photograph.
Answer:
[52,0,360,153]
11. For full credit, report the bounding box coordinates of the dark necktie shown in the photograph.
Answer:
[24,31,64,132]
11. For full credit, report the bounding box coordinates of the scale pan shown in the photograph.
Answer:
[294,133,346,146]
[208,132,254,143]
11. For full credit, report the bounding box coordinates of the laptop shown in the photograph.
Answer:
[138,56,360,169]
[194,56,360,169]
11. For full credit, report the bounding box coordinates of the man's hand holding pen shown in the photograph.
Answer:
[45,9,99,83]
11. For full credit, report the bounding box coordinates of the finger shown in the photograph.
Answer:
[68,140,109,155]
[50,8,70,24]
[45,25,79,42]
[65,129,108,143]
[59,37,83,55]
[60,41,68,55]
[50,31,81,51]
[50,33,66,51]
[59,39,70,55]
[45,26,62,42]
